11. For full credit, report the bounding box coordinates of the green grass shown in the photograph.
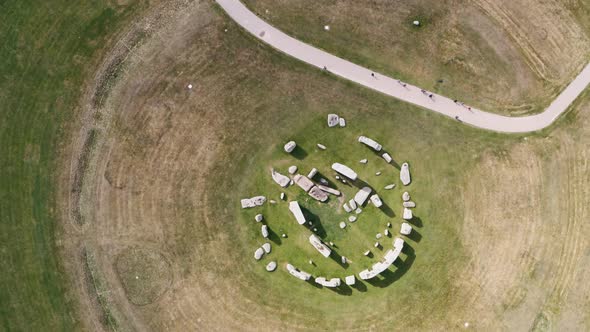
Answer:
[0,1,146,330]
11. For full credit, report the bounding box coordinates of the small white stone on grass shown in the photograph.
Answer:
[413,20,420,26]
[402,192,410,201]
[290,179,294,186]
[339,118,346,127]
[360,159,368,164]
[254,214,263,222]
[280,192,286,200]
[266,261,277,272]
[374,242,380,248]
[364,250,371,256]
[385,184,395,190]
[281,233,287,238]
[324,25,330,31]
[284,141,296,153]
[384,229,390,236]
[187,84,193,89]
[387,222,392,228]
[375,171,382,176]
[313,227,318,232]
[341,256,347,264]
[348,216,357,222]
[376,233,382,239]
[288,165,298,174]
[270,200,277,204]
[327,114,339,127]
[262,243,271,253]
[335,175,340,180]
[317,143,327,150]
[339,222,346,229]
[355,208,362,214]
[403,201,416,208]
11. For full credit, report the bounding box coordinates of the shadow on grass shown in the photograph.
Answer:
[266,225,282,245]
[353,279,368,292]
[411,216,423,228]
[406,228,422,243]
[291,146,308,160]
[378,201,395,218]
[365,243,416,288]
[329,250,349,269]
[301,206,327,238]
[329,284,352,296]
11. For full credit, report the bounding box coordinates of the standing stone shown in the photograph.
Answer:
[262,243,271,254]
[339,222,347,229]
[280,192,286,200]
[284,141,296,153]
[403,208,413,220]
[360,159,368,164]
[339,118,346,127]
[400,222,413,235]
[261,225,269,238]
[255,214,263,222]
[266,261,277,271]
[402,192,410,201]
[355,208,362,214]
[327,114,340,127]
[400,162,411,185]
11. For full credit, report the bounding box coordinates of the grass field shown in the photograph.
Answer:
[243,0,590,116]
[0,1,149,330]
[2,0,590,331]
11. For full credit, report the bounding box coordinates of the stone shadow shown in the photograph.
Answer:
[406,228,422,243]
[291,145,308,160]
[328,283,353,296]
[301,207,327,238]
[265,225,282,245]
[378,201,395,218]
[352,279,368,292]
[410,216,423,228]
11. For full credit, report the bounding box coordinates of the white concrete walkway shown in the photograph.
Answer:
[216,0,590,133]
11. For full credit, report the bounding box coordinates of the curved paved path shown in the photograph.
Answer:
[217,0,590,133]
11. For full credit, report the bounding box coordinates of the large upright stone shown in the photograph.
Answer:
[327,114,340,127]
[400,162,411,185]
[271,169,290,187]
[403,208,413,220]
[288,165,298,174]
[284,141,296,153]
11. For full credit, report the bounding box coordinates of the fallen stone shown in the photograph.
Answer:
[382,153,392,163]
[339,118,346,127]
[400,222,412,235]
[266,261,277,272]
[271,169,290,187]
[370,194,383,208]
[317,185,340,196]
[360,159,368,164]
[317,143,327,150]
[288,165,298,174]
[355,208,362,214]
[307,168,318,179]
[348,199,357,210]
[400,162,411,185]
[375,171,382,176]
[402,192,410,201]
[327,113,339,127]
[403,201,416,208]
[358,135,382,151]
[255,214,263,222]
[284,141,296,153]
[348,216,357,222]
[270,200,277,204]
[376,233,382,239]
[262,243,271,253]
[384,184,395,190]
[331,163,358,180]
[294,174,314,192]
[403,208,413,220]
[261,225,269,238]
[254,248,264,260]
[308,186,329,202]
[339,222,346,229]
[343,203,351,213]
[354,187,372,206]
[240,196,266,208]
